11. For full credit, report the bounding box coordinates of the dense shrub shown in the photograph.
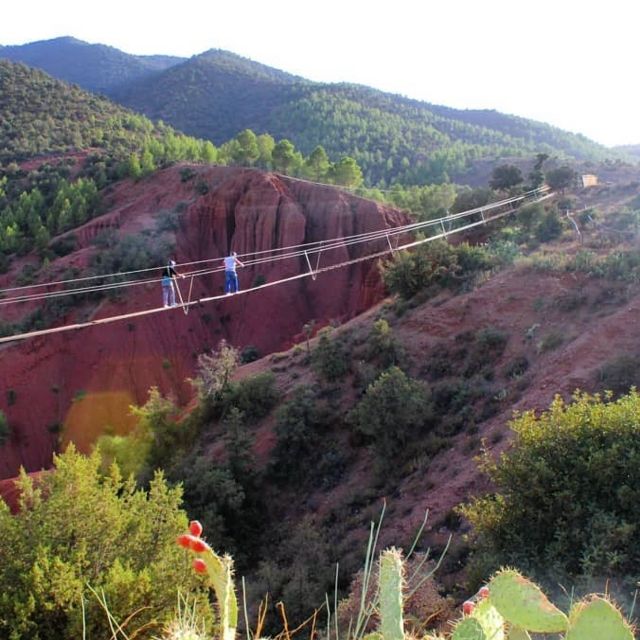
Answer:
[0,446,213,640]
[503,354,529,378]
[269,386,330,482]
[463,390,640,580]
[381,240,508,301]
[224,372,280,422]
[534,210,563,242]
[516,202,545,230]
[364,318,405,369]
[251,517,334,631]
[455,242,495,273]
[89,232,174,285]
[311,328,350,381]
[172,452,245,555]
[462,326,509,377]
[594,250,640,282]
[191,341,239,409]
[381,239,460,300]
[351,367,433,468]
[597,354,640,396]
[240,344,261,363]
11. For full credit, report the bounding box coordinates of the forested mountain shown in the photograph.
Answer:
[0,36,184,93]
[110,49,305,144]
[0,60,218,266]
[0,60,211,163]
[1,38,618,186]
[109,51,616,184]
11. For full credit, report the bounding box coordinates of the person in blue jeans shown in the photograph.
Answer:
[161,259,183,307]
[224,251,245,294]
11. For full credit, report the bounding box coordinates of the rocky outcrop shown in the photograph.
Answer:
[0,165,409,479]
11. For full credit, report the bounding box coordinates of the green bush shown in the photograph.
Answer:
[269,386,329,482]
[351,367,433,468]
[516,202,545,230]
[311,328,350,381]
[50,234,78,257]
[0,446,213,639]
[224,372,280,422]
[455,242,495,273]
[240,344,261,363]
[487,239,520,265]
[534,211,563,242]
[593,250,640,282]
[382,240,504,301]
[462,327,509,377]
[251,517,334,631]
[463,390,640,580]
[503,354,529,378]
[597,354,640,396]
[381,239,461,300]
[365,319,405,369]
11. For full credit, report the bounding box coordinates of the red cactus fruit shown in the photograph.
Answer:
[189,520,203,537]
[193,558,207,573]
[479,586,490,599]
[177,534,191,548]
[462,600,475,615]
[190,538,208,553]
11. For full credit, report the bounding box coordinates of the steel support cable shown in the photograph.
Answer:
[0,186,548,296]
[0,191,553,345]
[0,200,510,306]
[0,188,546,306]
[0,214,440,296]
[0,215,434,295]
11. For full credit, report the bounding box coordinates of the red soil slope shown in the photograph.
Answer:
[0,165,409,480]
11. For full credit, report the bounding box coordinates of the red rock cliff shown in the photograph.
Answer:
[0,165,409,479]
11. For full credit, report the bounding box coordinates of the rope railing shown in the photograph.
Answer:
[0,188,553,345]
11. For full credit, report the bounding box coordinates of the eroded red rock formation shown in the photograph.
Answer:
[0,165,409,480]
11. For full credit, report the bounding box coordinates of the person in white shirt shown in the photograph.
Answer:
[224,251,245,294]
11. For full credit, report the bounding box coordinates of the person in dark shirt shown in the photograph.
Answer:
[161,259,183,307]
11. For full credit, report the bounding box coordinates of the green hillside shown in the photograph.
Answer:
[0,59,214,163]
[0,60,217,270]
[0,36,184,93]
[111,49,304,144]
[2,38,618,186]
[109,53,617,185]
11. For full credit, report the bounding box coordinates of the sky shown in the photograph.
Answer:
[1,0,638,147]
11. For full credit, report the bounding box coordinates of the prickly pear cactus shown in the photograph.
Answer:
[451,617,486,640]
[201,550,238,640]
[565,595,634,640]
[177,522,237,640]
[487,569,568,633]
[472,598,504,640]
[378,548,405,640]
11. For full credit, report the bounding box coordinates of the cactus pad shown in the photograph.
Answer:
[452,617,487,640]
[378,548,405,640]
[565,596,633,640]
[472,598,504,640]
[202,551,238,640]
[487,569,567,633]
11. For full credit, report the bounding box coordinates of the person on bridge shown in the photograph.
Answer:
[224,251,245,294]
[161,259,183,307]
